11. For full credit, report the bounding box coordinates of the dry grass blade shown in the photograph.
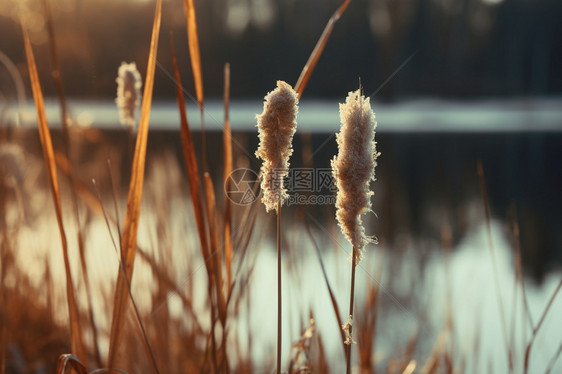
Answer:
[545,340,562,374]
[294,0,351,97]
[56,354,88,374]
[477,160,510,367]
[55,151,105,216]
[508,211,534,333]
[95,201,161,374]
[358,268,381,372]
[22,25,87,365]
[441,225,456,368]
[182,0,208,172]
[123,268,161,374]
[315,333,330,374]
[170,33,210,262]
[421,330,448,374]
[401,360,417,374]
[223,62,233,291]
[232,177,261,256]
[182,0,203,110]
[92,178,120,259]
[55,152,103,367]
[107,0,162,368]
[77,231,103,368]
[92,181,160,374]
[1,302,4,374]
[107,160,123,245]
[203,172,226,323]
[530,277,562,334]
[41,0,69,133]
[1,222,6,374]
[42,2,101,361]
[302,212,346,357]
[172,32,222,364]
[523,277,562,374]
[137,248,204,333]
[401,327,420,372]
[230,195,261,295]
[95,173,206,336]
[203,172,229,371]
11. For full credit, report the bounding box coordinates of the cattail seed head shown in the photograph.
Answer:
[115,62,142,128]
[331,88,379,264]
[255,80,299,212]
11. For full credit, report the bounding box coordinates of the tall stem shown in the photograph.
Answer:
[277,200,282,373]
[346,246,357,374]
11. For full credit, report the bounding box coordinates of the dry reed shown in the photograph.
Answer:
[107,0,162,370]
[332,88,379,374]
[22,23,88,366]
[255,80,299,373]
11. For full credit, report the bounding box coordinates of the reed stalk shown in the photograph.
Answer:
[107,0,162,369]
[255,81,298,372]
[22,23,88,365]
[277,200,282,373]
[346,246,358,374]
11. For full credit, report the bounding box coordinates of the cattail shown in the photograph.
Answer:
[255,80,298,373]
[115,62,142,128]
[255,80,299,212]
[331,88,379,264]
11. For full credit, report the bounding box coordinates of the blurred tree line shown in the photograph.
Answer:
[0,0,560,100]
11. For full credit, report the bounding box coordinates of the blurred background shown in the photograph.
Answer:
[1,0,561,100]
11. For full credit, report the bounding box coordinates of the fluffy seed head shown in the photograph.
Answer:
[331,89,379,264]
[115,62,142,128]
[255,81,299,212]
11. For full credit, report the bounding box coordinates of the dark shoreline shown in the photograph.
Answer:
[4,126,562,280]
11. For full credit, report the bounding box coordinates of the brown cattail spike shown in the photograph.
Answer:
[332,88,379,264]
